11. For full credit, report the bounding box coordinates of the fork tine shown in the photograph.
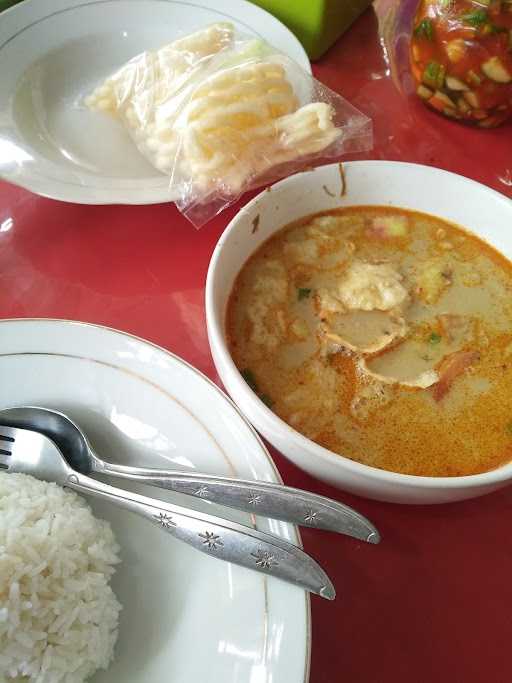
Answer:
[0,424,74,484]
[0,425,17,442]
[0,430,13,460]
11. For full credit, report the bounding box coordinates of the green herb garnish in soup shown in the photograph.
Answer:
[241,368,258,392]
[226,207,512,477]
[298,287,312,301]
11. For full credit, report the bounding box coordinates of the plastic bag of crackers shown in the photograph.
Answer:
[85,23,373,226]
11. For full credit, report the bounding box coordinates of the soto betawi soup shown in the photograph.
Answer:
[227,207,512,477]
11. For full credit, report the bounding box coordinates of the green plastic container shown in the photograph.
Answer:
[0,0,23,13]
[250,0,373,60]
[1,1,370,60]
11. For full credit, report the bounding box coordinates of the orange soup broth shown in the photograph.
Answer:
[227,207,512,477]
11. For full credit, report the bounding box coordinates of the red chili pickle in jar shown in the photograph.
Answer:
[410,0,512,126]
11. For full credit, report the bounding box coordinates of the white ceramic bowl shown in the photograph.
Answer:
[206,161,512,504]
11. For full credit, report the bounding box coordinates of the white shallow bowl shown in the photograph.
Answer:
[0,319,309,683]
[206,160,512,505]
[0,0,310,205]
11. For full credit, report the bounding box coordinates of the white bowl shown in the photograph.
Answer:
[0,0,309,205]
[206,161,512,504]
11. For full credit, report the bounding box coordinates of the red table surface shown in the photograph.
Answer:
[1,6,512,682]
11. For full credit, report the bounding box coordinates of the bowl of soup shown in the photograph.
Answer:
[206,161,512,503]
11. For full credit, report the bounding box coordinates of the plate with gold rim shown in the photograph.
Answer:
[0,318,310,683]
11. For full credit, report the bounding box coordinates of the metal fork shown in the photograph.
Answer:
[0,425,335,600]
[0,406,380,543]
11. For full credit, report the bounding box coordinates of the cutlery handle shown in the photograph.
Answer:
[65,471,335,600]
[100,462,380,543]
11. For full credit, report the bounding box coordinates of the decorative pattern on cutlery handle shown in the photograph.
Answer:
[100,463,380,543]
[66,472,335,600]
[148,510,285,576]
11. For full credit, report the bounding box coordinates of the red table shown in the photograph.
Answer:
[1,5,512,682]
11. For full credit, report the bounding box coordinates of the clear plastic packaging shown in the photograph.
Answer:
[86,23,373,226]
[401,0,512,128]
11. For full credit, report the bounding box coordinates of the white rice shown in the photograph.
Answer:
[0,473,122,683]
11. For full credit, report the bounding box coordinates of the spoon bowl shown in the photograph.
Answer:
[0,405,96,473]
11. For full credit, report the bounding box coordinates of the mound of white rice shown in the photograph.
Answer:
[0,473,122,683]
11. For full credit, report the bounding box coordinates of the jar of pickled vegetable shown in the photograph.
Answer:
[410,0,512,127]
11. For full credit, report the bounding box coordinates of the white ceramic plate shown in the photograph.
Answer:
[0,319,310,683]
[0,0,310,205]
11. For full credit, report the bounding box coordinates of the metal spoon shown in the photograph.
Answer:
[0,425,335,599]
[0,406,380,543]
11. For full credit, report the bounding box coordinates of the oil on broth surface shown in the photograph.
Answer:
[226,207,512,477]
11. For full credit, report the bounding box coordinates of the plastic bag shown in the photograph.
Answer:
[85,23,373,227]
[379,0,512,124]
[373,0,512,196]
[410,1,512,127]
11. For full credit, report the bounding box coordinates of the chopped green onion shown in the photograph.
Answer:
[241,368,258,392]
[423,62,446,89]
[482,22,507,35]
[506,421,512,436]
[241,369,273,408]
[298,287,312,301]
[461,8,488,26]
[429,332,442,345]
[260,394,274,408]
[490,24,508,34]
[414,18,434,40]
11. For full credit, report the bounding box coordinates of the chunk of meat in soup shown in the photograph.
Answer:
[317,260,410,354]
